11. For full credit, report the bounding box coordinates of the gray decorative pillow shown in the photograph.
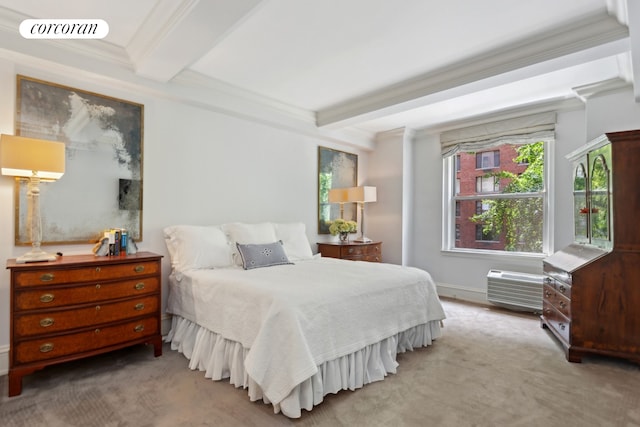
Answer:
[236,241,293,270]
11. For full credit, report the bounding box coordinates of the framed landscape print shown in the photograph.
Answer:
[318,146,357,234]
[14,75,144,245]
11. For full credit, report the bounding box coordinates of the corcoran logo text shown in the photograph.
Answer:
[19,19,109,39]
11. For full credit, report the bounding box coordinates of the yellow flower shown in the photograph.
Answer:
[329,219,357,235]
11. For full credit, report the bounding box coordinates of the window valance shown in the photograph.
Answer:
[440,111,556,157]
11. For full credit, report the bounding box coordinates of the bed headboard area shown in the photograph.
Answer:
[163,222,315,272]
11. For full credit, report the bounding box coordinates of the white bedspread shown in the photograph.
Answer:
[167,257,445,405]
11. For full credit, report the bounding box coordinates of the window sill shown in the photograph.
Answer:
[440,248,548,262]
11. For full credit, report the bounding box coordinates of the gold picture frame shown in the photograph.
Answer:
[318,146,357,234]
[14,75,144,245]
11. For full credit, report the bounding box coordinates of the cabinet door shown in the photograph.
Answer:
[589,145,612,249]
[573,162,589,243]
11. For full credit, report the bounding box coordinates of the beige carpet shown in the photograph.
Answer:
[2,298,639,427]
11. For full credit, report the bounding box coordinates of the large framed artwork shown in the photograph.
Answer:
[14,75,144,245]
[318,146,358,234]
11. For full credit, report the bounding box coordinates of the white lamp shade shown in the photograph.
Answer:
[347,186,377,203]
[328,188,350,203]
[0,134,65,180]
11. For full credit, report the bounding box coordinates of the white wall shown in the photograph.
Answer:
[0,57,368,374]
[366,129,406,265]
[585,89,640,139]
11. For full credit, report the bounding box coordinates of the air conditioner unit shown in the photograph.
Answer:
[487,269,543,313]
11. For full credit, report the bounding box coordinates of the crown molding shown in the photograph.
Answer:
[572,77,632,101]
[0,44,375,150]
[173,69,315,124]
[627,0,640,101]
[317,10,629,128]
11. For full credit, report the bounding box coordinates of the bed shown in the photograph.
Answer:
[163,222,445,418]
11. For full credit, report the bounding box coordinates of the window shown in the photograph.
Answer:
[444,140,551,254]
[475,224,497,241]
[475,201,489,215]
[476,151,500,169]
[476,176,499,193]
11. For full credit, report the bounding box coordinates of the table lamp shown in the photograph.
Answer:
[347,186,377,243]
[1,134,65,263]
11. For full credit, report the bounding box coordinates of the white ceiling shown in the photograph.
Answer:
[0,0,637,142]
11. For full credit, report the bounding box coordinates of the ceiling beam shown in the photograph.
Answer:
[127,0,264,83]
[316,10,629,129]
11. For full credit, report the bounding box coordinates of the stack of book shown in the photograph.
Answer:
[93,228,133,256]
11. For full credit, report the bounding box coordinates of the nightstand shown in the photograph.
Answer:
[317,241,382,262]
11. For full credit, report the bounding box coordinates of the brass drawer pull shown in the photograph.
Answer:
[559,285,566,294]
[40,343,54,353]
[134,282,145,290]
[134,265,145,273]
[95,267,101,273]
[95,305,101,311]
[96,284,101,290]
[559,301,567,309]
[134,303,145,311]
[40,293,55,303]
[134,324,144,333]
[95,329,101,333]
[40,318,54,327]
[40,273,54,282]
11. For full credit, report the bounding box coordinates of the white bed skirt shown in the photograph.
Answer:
[165,315,442,418]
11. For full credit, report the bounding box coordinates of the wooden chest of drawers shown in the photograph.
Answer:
[6,252,163,396]
[542,242,640,363]
[317,241,382,262]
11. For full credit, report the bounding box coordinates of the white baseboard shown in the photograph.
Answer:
[0,344,8,376]
[0,314,174,378]
[436,282,488,306]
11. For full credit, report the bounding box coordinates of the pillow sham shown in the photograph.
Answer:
[163,225,232,271]
[222,222,278,265]
[273,222,313,261]
[236,241,293,270]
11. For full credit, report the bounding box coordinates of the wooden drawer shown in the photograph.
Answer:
[543,284,571,318]
[542,300,571,344]
[14,295,159,337]
[343,243,381,261]
[543,275,572,299]
[13,260,159,288]
[14,277,160,311]
[13,316,159,364]
[317,242,382,263]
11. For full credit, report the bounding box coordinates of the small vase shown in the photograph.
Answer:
[339,232,349,242]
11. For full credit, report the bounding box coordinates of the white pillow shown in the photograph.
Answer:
[163,225,232,271]
[221,222,278,265]
[273,222,313,261]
